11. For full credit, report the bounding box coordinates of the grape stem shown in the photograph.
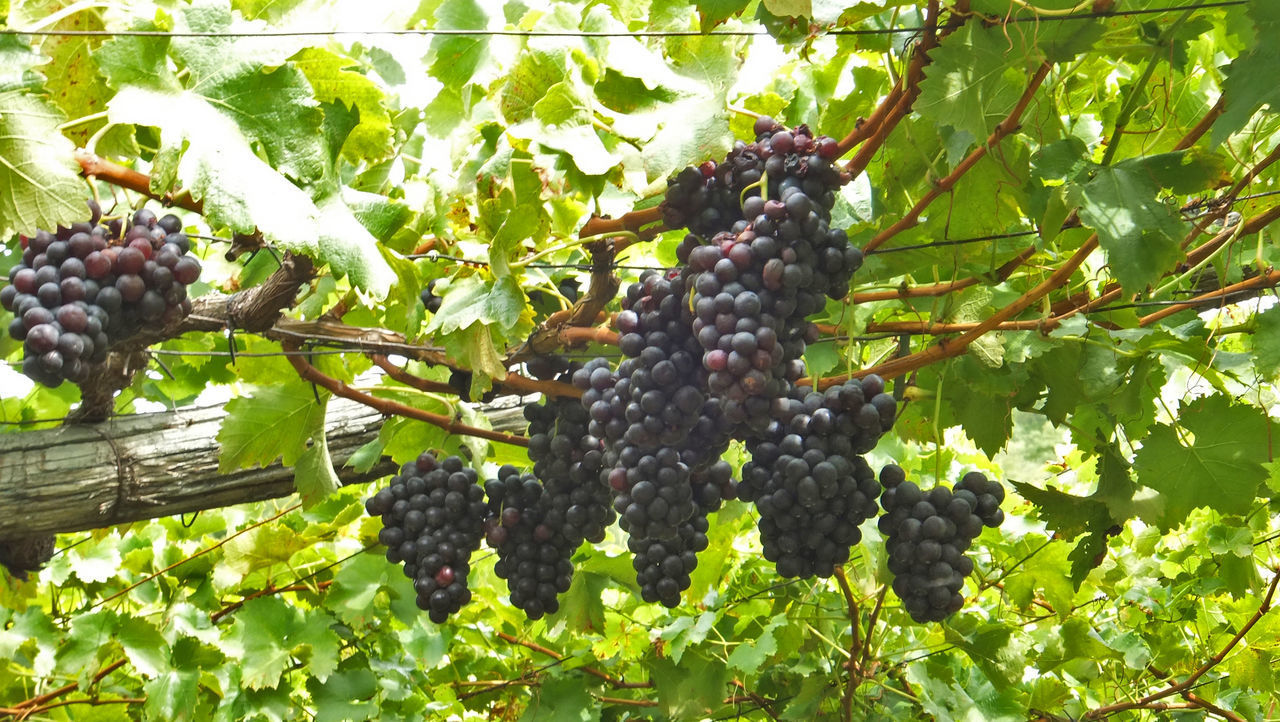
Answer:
[282,338,530,447]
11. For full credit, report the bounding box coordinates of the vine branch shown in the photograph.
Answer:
[1083,568,1280,719]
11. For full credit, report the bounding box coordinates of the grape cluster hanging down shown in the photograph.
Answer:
[738,377,894,578]
[524,369,616,545]
[877,465,1006,622]
[364,452,490,623]
[1,202,201,387]
[485,464,579,619]
[662,120,863,433]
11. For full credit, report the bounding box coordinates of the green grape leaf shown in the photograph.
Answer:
[697,0,751,28]
[68,539,123,584]
[1074,158,1186,295]
[29,4,111,146]
[307,659,379,722]
[227,597,296,690]
[915,20,1035,151]
[0,35,45,93]
[1010,482,1108,540]
[518,676,597,722]
[115,617,168,678]
[106,86,394,294]
[217,384,329,471]
[0,90,88,236]
[294,426,341,509]
[427,0,491,89]
[1251,303,1280,378]
[726,623,778,672]
[291,47,394,162]
[94,31,179,90]
[1133,394,1272,529]
[1211,0,1280,144]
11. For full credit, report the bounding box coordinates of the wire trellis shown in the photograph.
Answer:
[0,2,1248,39]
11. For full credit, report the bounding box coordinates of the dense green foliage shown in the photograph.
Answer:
[3,0,1280,719]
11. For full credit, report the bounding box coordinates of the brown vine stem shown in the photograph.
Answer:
[858,586,889,671]
[73,149,202,213]
[2,696,146,719]
[862,61,1053,253]
[1082,568,1280,720]
[3,658,128,715]
[843,0,961,177]
[556,324,620,348]
[833,566,861,721]
[819,235,1099,387]
[367,353,581,399]
[1138,269,1280,327]
[850,245,1036,304]
[209,580,334,624]
[729,680,780,720]
[366,354,456,395]
[578,205,665,240]
[282,339,530,447]
[1173,96,1225,151]
[1182,692,1245,722]
[494,631,653,689]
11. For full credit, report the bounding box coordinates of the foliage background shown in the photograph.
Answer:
[2,0,1280,719]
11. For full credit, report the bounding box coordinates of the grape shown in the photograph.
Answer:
[877,466,1005,623]
[365,452,489,623]
[420,278,444,313]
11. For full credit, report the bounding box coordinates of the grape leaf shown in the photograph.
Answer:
[290,47,394,163]
[115,617,168,678]
[696,0,751,28]
[915,20,1035,151]
[227,597,296,689]
[93,31,179,90]
[1074,159,1185,295]
[106,86,394,295]
[1133,394,1273,529]
[1211,0,1280,144]
[1251,303,1280,378]
[427,0,492,89]
[307,659,378,722]
[0,35,45,93]
[295,430,341,509]
[519,676,597,722]
[0,90,88,236]
[68,538,123,584]
[217,383,329,471]
[27,2,111,146]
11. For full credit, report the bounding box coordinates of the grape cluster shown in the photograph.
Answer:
[525,373,615,545]
[485,465,578,619]
[738,377,894,578]
[420,279,443,313]
[629,461,733,607]
[877,465,1006,623]
[1,203,200,387]
[662,118,844,237]
[659,121,864,431]
[364,452,489,623]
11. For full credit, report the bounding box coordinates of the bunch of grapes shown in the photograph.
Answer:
[524,372,615,545]
[628,461,733,607]
[364,452,490,623]
[661,117,847,238]
[737,377,894,578]
[877,465,1005,623]
[1,203,201,387]
[485,464,579,620]
[660,122,864,431]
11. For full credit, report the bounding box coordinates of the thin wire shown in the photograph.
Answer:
[0,2,1247,39]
